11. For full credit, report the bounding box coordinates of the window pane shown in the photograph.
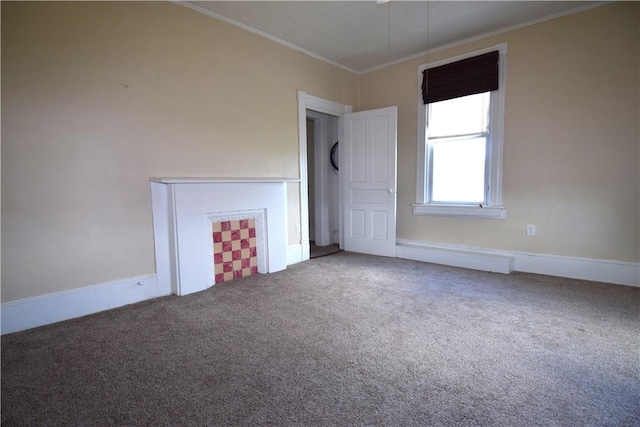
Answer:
[428,92,490,138]
[431,137,486,203]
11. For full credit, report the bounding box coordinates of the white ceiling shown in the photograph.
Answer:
[183,1,605,73]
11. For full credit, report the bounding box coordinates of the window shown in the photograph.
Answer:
[415,43,507,219]
[429,92,490,204]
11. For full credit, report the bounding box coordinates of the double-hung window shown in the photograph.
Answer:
[415,43,507,219]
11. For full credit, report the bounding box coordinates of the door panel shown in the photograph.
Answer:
[373,115,390,182]
[350,210,366,238]
[351,189,388,204]
[342,106,397,257]
[371,210,389,240]
[351,119,367,182]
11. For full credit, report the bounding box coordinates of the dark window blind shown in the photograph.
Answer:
[422,50,499,104]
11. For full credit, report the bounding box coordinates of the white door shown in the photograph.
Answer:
[341,106,397,257]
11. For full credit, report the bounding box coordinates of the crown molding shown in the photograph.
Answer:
[176,0,609,76]
[174,1,360,75]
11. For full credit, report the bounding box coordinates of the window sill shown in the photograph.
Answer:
[412,203,506,219]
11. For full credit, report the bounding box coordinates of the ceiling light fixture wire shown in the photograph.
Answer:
[387,1,391,64]
[384,0,392,102]
[425,0,429,95]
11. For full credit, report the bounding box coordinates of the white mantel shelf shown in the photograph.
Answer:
[151,177,300,184]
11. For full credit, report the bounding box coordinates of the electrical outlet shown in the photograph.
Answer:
[526,224,536,237]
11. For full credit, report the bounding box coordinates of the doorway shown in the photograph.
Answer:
[306,111,341,258]
[296,91,398,262]
[296,91,352,262]
[306,111,339,245]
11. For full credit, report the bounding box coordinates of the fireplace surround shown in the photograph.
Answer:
[150,178,295,296]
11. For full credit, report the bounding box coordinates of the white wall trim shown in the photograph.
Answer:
[359,2,609,74]
[175,1,359,75]
[415,42,507,214]
[397,239,514,274]
[177,0,606,76]
[412,204,506,219]
[5,238,634,335]
[396,239,640,287]
[287,244,304,266]
[1,274,165,335]
[297,91,352,265]
[151,182,178,295]
[513,252,640,287]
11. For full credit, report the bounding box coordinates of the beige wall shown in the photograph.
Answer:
[1,1,357,302]
[2,2,638,304]
[358,2,639,263]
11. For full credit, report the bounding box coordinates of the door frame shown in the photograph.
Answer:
[297,91,352,261]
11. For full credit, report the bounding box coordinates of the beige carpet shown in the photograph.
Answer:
[2,252,639,426]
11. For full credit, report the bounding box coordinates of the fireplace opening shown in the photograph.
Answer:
[206,208,268,287]
[213,218,258,283]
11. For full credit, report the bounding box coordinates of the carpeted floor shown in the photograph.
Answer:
[2,252,639,426]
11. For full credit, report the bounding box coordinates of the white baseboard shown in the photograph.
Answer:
[512,252,640,286]
[1,274,166,335]
[396,239,640,287]
[5,242,635,335]
[287,244,304,265]
[397,239,514,274]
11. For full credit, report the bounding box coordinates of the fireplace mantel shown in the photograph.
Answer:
[150,178,297,296]
[151,177,299,184]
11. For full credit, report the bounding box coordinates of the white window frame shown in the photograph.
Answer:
[414,42,508,219]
